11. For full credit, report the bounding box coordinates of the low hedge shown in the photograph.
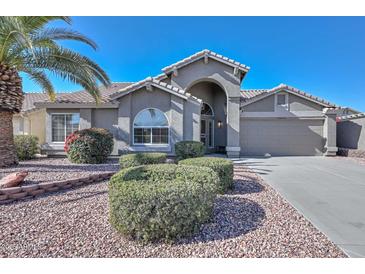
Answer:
[174,140,205,161]
[109,164,218,242]
[65,128,113,164]
[14,135,39,160]
[119,153,167,169]
[179,157,234,193]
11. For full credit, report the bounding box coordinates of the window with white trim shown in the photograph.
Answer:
[51,113,80,142]
[133,108,169,145]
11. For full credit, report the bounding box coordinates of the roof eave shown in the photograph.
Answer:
[161,49,250,75]
[241,85,336,108]
[34,102,119,109]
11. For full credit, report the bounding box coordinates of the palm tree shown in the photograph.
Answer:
[0,16,110,167]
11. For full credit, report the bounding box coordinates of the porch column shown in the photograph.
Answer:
[226,96,241,158]
[323,108,338,156]
[183,97,201,142]
[117,94,131,153]
[170,96,184,153]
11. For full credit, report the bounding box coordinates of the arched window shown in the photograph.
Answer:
[201,103,214,116]
[133,108,169,145]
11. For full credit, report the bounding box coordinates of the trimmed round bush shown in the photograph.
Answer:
[179,157,234,193]
[65,128,113,164]
[109,164,219,242]
[174,140,205,161]
[14,135,39,160]
[119,153,167,169]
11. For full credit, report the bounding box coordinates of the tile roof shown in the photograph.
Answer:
[337,112,365,121]
[161,49,250,74]
[272,84,337,107]
[21,82,133,112]
[22,93,64,112]
[111,77,202,102]
[241,89,270,101]
[53,82,133,104]
[240,84,337,108]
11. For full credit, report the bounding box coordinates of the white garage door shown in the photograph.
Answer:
[240,118,325,156]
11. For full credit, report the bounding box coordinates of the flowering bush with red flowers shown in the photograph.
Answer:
[65,128,114,164]
[64,132,79,153]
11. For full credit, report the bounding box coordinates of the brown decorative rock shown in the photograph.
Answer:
[0,171,28,188]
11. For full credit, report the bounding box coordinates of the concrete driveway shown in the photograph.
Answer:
[240,156,365,257]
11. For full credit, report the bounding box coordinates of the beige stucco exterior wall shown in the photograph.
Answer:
[12,110,46,144]
[28,110,46,144]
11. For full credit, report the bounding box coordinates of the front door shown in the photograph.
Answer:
[200,118,214,151]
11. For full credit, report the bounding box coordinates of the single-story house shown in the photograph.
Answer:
[14,49,345,157]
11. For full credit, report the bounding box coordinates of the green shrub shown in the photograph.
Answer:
[179,157,234,193]
[174,140,205,161]
[119,153,167,169]
[14,135,39,161]
[65,128,113,164]
[109,164,218,242]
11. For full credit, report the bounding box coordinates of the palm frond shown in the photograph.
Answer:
[19,16,71,31]
[22,47,111,102]
[0,16,110,103]
[21,67,56,101]
[32,27,98,50]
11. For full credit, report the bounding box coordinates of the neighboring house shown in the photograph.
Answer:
[337,113,365,150]
[14,49,343,157]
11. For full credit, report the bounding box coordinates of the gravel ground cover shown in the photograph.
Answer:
[335,156,365,166]
[0,163,346,258]
[0,157,120,185]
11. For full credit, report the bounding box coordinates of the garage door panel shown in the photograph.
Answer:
[240,119,325,156]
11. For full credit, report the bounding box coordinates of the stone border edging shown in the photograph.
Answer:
[0,172,116,205]
[337,147,365,159]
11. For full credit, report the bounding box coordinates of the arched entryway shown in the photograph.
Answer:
[187,81,227,153]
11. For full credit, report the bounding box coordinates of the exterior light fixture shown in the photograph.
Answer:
[217,120,223,128]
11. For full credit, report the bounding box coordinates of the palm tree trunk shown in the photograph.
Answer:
[0,110,18,167]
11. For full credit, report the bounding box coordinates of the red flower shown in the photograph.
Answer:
[64,132,79,152]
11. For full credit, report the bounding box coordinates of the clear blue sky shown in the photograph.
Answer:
[22,17,365,111]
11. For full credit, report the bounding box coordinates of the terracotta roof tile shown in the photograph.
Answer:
[21,82,133,111]
[54,82,133,104]
[162,49,250,74]
[241,89,269,100]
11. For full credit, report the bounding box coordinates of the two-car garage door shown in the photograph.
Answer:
[240,118,325,156]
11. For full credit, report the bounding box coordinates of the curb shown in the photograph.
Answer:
[0,172,115,205]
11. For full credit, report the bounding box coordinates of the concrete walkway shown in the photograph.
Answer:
[238,156,365,257]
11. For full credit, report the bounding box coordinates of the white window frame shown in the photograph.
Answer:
[132,108,170,146]
[51,113,80,143]
[275,93,289,111]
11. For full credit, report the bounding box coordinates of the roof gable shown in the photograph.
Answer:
[110,77,202,103]
[161,49,250,76]
[241,84,337,108]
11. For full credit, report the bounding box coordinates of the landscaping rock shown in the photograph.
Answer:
[0,158,119,186]
[0,171,28,188]
[0,163,346,258]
